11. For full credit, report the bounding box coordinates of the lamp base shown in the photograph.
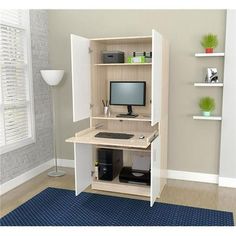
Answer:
[48,170,66,177]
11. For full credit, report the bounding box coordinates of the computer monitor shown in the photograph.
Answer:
[109,81,146,117]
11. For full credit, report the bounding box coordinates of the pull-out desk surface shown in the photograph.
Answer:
[66,128,159,202]
[66,128,158,149]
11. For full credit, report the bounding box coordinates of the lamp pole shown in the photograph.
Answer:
[40,70,65,177]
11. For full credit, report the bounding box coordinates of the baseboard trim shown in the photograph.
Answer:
[57,159,220,185]
[167,169,219,184]
[0,159,54,196]
[218,177,236,188]
[1,159,235,195]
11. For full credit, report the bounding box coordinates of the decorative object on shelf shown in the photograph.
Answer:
[144,51,152,63]
[102,99,110,116]
[127,55,145,63]
[198,96,216,117]
[127,51,152,63]
[40,70,66,177]
[205,68,219,83]
[201,34,218,53]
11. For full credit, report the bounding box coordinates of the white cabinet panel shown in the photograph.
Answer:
[74,143,92,195]
[150,136,160,206]
[71,34,91,122]
[151,30,163,126]
[219,10,236,181]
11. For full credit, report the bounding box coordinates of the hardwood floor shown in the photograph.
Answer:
[1,167,236,225]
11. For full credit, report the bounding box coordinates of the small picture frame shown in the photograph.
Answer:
[205,68,219,83]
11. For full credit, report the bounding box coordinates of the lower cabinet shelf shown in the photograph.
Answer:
[91,177,150,197]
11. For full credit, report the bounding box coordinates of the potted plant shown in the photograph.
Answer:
[201,34,218,53]
[199,97,215,116]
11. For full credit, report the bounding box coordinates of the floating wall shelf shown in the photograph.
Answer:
[195,53,225,57]
[193,116,222,121]
[194,83,224,87]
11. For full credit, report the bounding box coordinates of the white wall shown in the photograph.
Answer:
[219,10,236,181]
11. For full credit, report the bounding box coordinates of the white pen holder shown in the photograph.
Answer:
[104,106,109,116]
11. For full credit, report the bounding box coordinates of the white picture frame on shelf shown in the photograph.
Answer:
[205,68,219,83]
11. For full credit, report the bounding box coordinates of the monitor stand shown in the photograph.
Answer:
[116,105,138,118]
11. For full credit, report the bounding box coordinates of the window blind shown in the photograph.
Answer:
[0,10,34,152]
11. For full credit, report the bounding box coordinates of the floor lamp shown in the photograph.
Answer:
[40,70,66,177]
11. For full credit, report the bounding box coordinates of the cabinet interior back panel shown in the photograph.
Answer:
[106,43,152,117]
[91,41,152,117]
[107,120,158,133]
[91,41,107,116]
[107,66,151,115]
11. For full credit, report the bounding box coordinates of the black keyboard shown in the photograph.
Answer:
[95,132,134,139]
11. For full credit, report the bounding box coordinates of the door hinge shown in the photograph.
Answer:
[150,99,152,104]
[90,104,94,109]
[91,171,94,177]
[149,133,158,143]
[89,47,93,53]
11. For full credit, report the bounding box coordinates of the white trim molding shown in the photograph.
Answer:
[2,159,236,196]
[167,169,219,184]
[218,177,236,188]
[58,161,221,185]
[0,159,54,196]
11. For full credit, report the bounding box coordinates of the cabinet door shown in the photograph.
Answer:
[151,30,163,126]
[71,34,91,122]
[150,136,160,207]
[74,143,93,195]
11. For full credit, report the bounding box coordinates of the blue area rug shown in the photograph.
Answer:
[0,187,234,226]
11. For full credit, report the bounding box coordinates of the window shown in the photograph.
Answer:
[0,10,35,154]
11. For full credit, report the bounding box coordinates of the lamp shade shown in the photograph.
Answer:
[40,70,64,86]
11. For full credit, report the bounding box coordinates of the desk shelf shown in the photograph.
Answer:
[92,176,150,197]
[92,114,151,122]
[66,128,158,149]
[96,145,151,153]
[94,63,152,66]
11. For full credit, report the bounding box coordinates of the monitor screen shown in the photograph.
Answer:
[110,81,146,106]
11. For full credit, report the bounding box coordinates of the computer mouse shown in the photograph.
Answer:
[139,135,145,139]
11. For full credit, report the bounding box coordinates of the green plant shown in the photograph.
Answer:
[201,34,218,49]
[199,97,215,112]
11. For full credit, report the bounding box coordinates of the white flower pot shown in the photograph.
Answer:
[202,111,211,116]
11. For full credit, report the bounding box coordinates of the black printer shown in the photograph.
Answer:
[102,51,124,64]
[119,166,150,185]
